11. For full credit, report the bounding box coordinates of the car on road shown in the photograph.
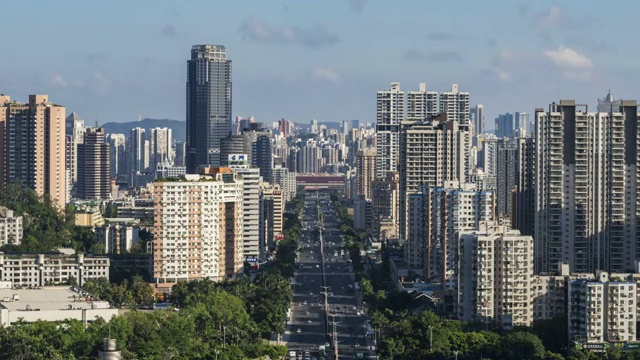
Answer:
[297,328,302,333]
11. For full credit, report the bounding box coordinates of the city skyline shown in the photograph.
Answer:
[0,0,634,126]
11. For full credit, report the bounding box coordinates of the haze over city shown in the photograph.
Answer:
[1,0,634,125]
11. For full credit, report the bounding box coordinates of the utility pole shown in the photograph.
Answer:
[321,286,331,336]
[329,317,340,359]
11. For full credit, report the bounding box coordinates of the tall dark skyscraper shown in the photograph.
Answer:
[186,44,232,173]
[77,127,110,200]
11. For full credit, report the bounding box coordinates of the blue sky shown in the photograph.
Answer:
[0,0,636,128]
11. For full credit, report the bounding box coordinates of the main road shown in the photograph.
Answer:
[283,190,371,360]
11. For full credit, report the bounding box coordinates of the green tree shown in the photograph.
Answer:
[499,331,546,360]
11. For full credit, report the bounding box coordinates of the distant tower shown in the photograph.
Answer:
[98,338,121,359]
[597,89,622,112]
[186,44,232,172]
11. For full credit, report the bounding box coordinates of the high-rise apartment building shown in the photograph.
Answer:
[458,222,534,328]
[495,112,529,138]
[371,171,400,241]
[174,141,186,167]
[153,169,244,283]
[512,136,535,236]
[273,165,297,201]
[406,82,438,121]
[495,138,518,217]
[227,155,262,260]
[0,95,67,209]
[260,183,284,254]
[471,104,485,145]
[130,127,146,173]
[106,134,126,179]
[65,113,85,185]
[439,84,470,127]
[355,148,376,199]
[408,182,494,286]
[76,127,110,200]
[148,127,172,169]
[534,100,640,274]
[186,45,232,172]
[376,82,404,178]
[399,114,469,246]
[353,195,372,231]
[568,272,637,343]
[254,135,273,184]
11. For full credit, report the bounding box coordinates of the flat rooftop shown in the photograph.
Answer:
[0,287,107,312]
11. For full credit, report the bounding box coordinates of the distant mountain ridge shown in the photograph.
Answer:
[101,118,186,141]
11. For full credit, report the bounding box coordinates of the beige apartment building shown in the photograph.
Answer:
[458,222,534,329]
[399,113,469,249]
[152,168,244,283]
[371,171,400,242]
[355,147,376,199]
[0,95,67,209]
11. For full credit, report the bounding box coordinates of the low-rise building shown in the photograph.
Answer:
[117,206,154,225]
[0,252,109,287]
[0,286,117,326]
[95,218,140,254]
[0,207,22,246]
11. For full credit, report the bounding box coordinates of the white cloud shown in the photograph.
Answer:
[51,74,84,89]
[51,74,68,88]
[544,46,593,69]
[544,47,594,80]
[311,67,340,84]
[493,69,512,82]
[93,72,111,92]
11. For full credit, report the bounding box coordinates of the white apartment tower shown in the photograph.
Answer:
[458,222,534,328]
[106,134,126,179]
[153,170,244,283]
[439,84,470,127]
[228,155,262,260]
[568,272,637,343]
[148,127,173,168]
[130,127,147,173]
[534,100,640,274]
[408,182,494,287]
[375,83,404,179]
[406,82,438,121]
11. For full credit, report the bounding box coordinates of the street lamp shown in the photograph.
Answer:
[453,350,459,360]
[214,350,219,360]
[223,326,227,349]
[428,326,434,352]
